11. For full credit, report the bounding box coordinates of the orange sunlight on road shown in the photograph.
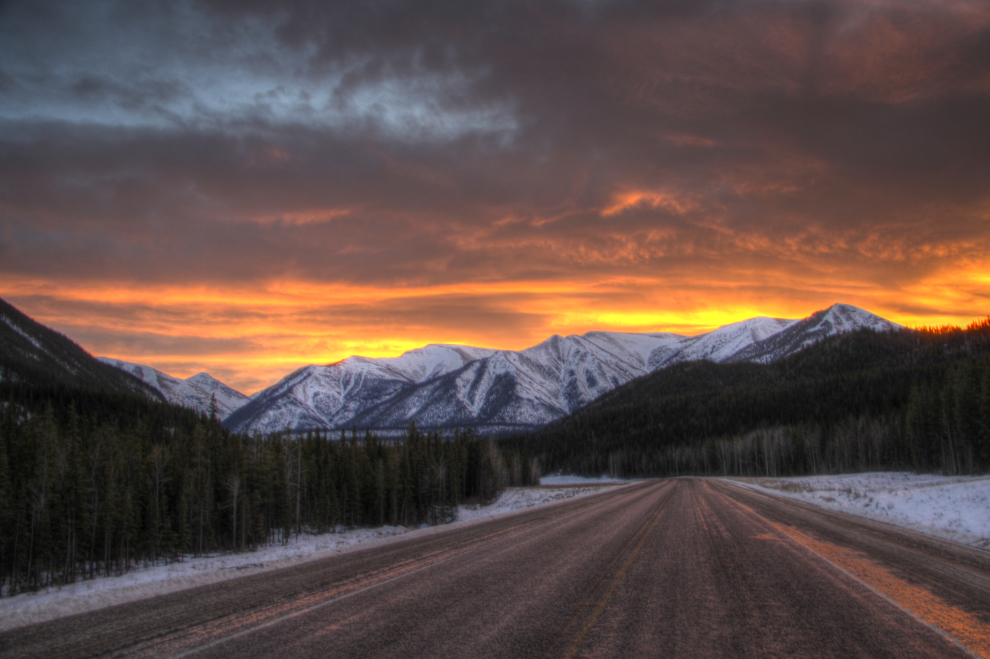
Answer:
[769,522,990,658]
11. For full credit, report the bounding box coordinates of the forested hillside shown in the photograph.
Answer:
[0,297,160,399]
[511,320,990,478]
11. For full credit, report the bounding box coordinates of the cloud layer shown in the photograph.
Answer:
[2,0,989,392]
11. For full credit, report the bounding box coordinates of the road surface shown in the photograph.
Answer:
[2,478,989,658]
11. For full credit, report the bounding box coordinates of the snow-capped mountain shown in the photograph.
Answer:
[98,358,250,418]
[727,304,902,363]
[186,372,253,414]
[345,332,688,432]
[223,344,499,435]
[225,304,901,436]
[647,316,797,369]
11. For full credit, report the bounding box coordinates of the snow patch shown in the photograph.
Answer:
[1,315,43,351]
[540,474,633,486]
[456,480,631,520]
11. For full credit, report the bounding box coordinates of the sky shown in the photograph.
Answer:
[1,0,989,394]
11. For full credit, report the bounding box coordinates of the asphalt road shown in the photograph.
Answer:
[3,478,989,658]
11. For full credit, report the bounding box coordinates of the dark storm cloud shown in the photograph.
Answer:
[4,1,988,231]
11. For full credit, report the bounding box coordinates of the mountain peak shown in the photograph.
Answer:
[100,359,249,418]
[810,303,903,333]
[725,304,901,364]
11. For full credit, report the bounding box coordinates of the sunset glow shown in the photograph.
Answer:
[1,0,988,394]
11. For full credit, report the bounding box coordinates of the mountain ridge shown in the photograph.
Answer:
[97,358,250,418]
[224,303,901,435]
[0,297,162,399]
[12,296,898,428]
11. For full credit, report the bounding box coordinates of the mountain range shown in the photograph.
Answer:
[218,303,899,435]
[2,298,901,433]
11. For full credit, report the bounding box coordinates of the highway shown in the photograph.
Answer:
[3,478,989,658]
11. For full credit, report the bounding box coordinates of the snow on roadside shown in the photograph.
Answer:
[539,474,630,486]
[0,480,630,631]
[732,472,990,549]
[456,481,628,521]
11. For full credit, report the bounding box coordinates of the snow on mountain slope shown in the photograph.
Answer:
[186,372,252,414]
[2,313,44,351]
[223,344,498,435]
[98,358,249,418]
[223,362,414,435]
[575,331,687,367]
[517,332,684,413]
[726,304,902,364]
[349,351,565,430]
[349,334,662,431]
[227,334,685,434]
[649,316,797,369]
[224,303,901,435]
[371,344,498,382]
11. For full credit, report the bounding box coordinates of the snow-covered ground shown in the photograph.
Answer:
[539,474,632,486]
[0,480,630,631]
[457,480,627,521]
[734,472,990,549]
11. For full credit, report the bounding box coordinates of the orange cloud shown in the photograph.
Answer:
[601,190,696,217]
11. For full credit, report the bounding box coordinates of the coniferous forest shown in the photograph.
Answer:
[508,319,990,479]
[0,384,536,596]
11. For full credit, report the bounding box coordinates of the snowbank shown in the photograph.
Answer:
[734,472,990,549]
[457,481,627,521]
[0,480,629,631]
[539,474,632,486]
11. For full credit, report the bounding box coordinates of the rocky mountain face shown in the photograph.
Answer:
[224,304,902,436]
[98,358,250,418]
[222,344,498,432]
[726,304,901,363]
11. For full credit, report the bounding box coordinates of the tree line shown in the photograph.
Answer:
[509,319,990,478]
[0,389,538,596]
